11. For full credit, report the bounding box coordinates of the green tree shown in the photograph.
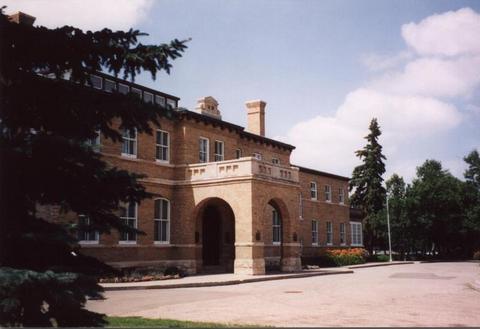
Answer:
[463,150,480,253]
[349,118,387,253]
[0,9,187,326]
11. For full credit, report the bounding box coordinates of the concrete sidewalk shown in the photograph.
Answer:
[100,268,353,291]
[100,261,415,291]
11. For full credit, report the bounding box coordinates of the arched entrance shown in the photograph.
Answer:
[195,198,235,273]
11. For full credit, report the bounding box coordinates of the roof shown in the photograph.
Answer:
[296,165,350,181]
[176,109,296,152]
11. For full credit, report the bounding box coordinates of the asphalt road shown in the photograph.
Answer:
[87,262,480,327]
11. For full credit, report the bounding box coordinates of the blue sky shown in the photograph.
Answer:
[5,0,480,181]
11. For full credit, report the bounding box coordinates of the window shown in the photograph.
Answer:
[155,95,166,107]
[78,215,99,244]
[199,137,209,163]
[339,188,345,204]
[131,88,142,99]
[154,198,170,244]
[272,158,280,165]
[214,140,224,161]
[104,79,116,92]
[86,130,101,151]
[253,152,262,160]
[155,130,169,162]
[166,99,177,109]
[119,202,137,243]
[325,185,332,202]
[310,182,317,200]
[121,128,137,157]
[144,92,154,104]
[326,221,333,245]
[311,220,318,245]
[235,148,242,159]
[272,209,281,244]
[89,74,102,89]
[118,83,129,94]
[340,223,346,245]
[351,222,363,246]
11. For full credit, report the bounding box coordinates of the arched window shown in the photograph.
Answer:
[154,198,170,244]
[272,208,281,245]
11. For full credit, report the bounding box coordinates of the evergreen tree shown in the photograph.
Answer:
[0,9,188,326]
[349,118,387,252]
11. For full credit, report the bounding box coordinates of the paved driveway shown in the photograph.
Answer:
[87,262,480,327]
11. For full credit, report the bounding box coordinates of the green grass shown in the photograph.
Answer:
[106,316,264,328]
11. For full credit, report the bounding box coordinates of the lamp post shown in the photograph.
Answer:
[386,194,393,262]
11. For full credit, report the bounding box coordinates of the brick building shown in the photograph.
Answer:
[65,72,363,275]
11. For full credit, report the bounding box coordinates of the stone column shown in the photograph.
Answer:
[234,242,265,275]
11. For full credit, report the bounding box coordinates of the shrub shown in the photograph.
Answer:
[473,251,480,260]
[326,248,366,266]
[164,266,185,277]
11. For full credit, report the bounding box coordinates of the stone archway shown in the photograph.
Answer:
[194,197,235,273]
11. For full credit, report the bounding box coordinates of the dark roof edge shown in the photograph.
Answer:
[296,165,350,181]
[93,71,180,101]
[177,109,296,151]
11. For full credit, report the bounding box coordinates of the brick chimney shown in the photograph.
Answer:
[245,100,266,136]
[8,12,36,26]
[195,96,222,120]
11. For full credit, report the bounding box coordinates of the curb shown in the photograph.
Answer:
[347,261,414,269]
[101,270,354,291]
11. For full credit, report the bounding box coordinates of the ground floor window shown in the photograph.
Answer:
[350,222,363,246]
[340,222,346,245]
[119,202,137,243]
[154,198,170,244]
[77,215,99,244]
[326,221,333,245]
[272,209,281,244]
[311,220,318,245]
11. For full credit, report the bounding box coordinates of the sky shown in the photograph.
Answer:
[5,0,480,182]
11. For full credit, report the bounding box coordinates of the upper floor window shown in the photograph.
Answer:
[340,222,346,245]
[89,74,102,89]
[214,140,224,162]
[118,83,129,94]
[272,158,280,165]
[131,88,142,99]
[311,220,318,245]
[272,209,281,245]
[121,128,137,158]
[235,148,242,159]
[86,130,101,151]
[339,188,345,204]
[325,185,332,202]
[155,95,166,107]
[154,198,170,244]
[350,222,363,246]
[166,99,176,109]
[199,137,209,163]
[326,221,333,245]
[310,182,317,200]
[155,130,169,162]
[78,215,99,244]
[253,152,262,161]
[119,202,137,243]
[144,92,154,104]
[104,79,116,93]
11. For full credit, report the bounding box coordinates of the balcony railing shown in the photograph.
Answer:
[185,157,299,183]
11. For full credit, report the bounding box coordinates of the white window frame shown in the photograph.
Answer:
[121,128,137,158]
[104,79,116,93]
[78,215,99,245]
[119,202,137,244]
[131,87,142,99]
[154,198,170,244]
[253,152,262,161]
[311,220,318,246]
[214,140,224,162]
[272,209,281,245]
[339,188,345,204]
[89,74,103,90]
[235,148,242,159]
[155,130,169,163]
[272,158,280,165]
[310,182,317,200]
[155,95,166,107]
[326,221,333,245]
[118,83,130,94]
[340,222,346,246]
[166,98,177,109]
[325,185,332,202]
[144,91,154,104]
[350,222,363,246]
[199,137,209,163]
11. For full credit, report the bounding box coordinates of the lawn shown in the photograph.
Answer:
[106,316,262,328]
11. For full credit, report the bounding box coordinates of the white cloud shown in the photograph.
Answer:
[3,0,153,31]
[402,7,480,57]
[281,8,479,181]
